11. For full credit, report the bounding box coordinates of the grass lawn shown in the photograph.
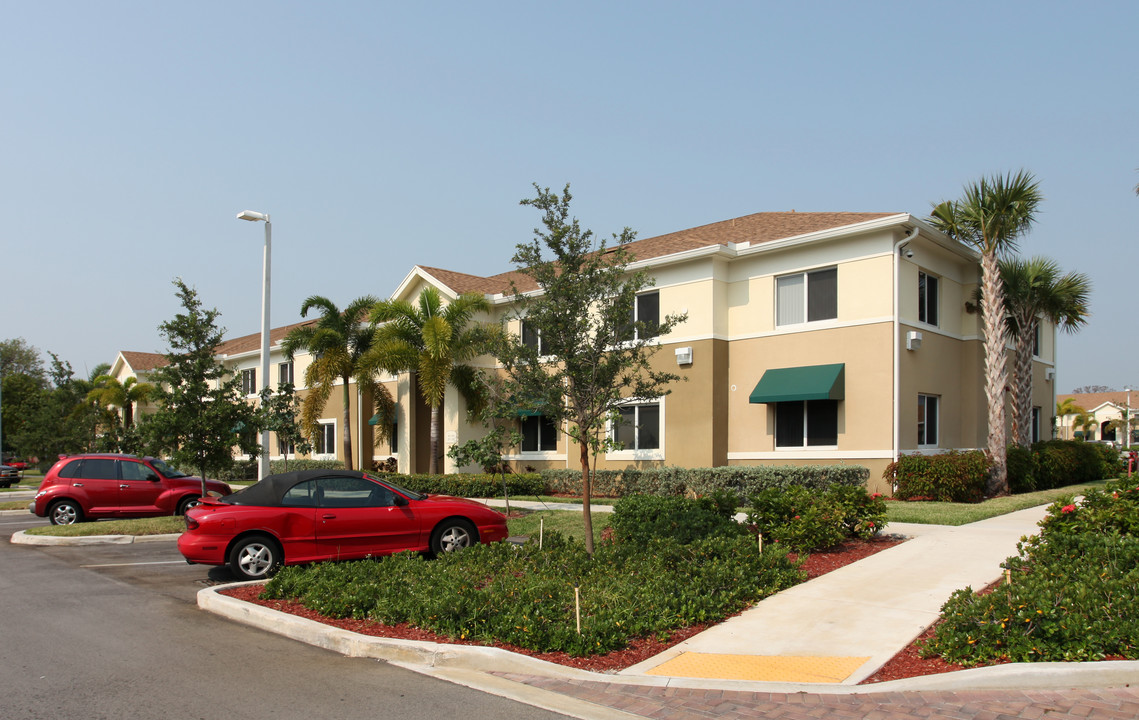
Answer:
[23,516,185,536]
[884,481,1107,526]
[507,508,610,545]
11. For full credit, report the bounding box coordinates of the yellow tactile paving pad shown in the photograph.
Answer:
[646,652,871,683]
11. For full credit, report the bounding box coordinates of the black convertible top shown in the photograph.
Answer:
[225,469,370,506]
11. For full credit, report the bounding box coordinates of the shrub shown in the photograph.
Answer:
[1005,445,1036,493]
[392,472,545,498]
[745,485,884,552]
[609,494,743,545]
[539,464,869,500]
[262,530,805,656]
[887,451,989,502]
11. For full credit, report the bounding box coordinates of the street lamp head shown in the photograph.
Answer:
[237,210,268,222]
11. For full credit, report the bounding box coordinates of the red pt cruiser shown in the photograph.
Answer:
[178,469,510,580]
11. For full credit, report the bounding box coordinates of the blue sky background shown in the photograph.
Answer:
[3,1,1135,392]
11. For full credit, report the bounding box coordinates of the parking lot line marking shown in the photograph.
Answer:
[80,561,187,568]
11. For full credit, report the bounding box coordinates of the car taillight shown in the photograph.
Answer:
[185,515,199,530]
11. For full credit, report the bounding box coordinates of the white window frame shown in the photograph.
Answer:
[631,290,660,340]
[918,394,939,447]
[776,267,838,327]
[606,397,664,461]
[313,421,337,458]
[241,368,258,396]
[519,414,559,455]
[278,360,294,387]
[276,437,296,458]
[520,319,548,356]
[918,271,940,327]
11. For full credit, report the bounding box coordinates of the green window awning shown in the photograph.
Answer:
[749,363,845,404]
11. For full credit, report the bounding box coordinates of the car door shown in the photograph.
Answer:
[75,458,122,515]
[314,476,420,559]
[273,479,321,561]
[116,459,165,516]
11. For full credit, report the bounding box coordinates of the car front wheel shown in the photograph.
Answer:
[430,519,477,556]
[49,500,84,525]
[229,535,280,580]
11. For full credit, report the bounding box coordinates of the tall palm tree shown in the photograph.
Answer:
[1055,397,1084,440]
[87,375,155,430]
[930,170,1042,496]
[281,295,382,471]
[363,287,491,475]
[1001,257,1091,447]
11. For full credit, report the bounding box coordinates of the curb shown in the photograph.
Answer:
[10,530,180,546]
[197,581,1139,696]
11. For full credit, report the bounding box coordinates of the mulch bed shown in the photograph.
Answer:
[221,535,912,674]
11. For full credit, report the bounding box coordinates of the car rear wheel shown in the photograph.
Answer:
[229,535,280,580]
[430,519,477,556]
[176,496,201,515]
[49,500,83,526]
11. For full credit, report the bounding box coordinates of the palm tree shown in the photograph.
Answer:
[1001,257,1091,447]
[281,295,384,471]
[1055,397,1084,440]
[87,375,155,430]
[1073,410,1096,441]
[930,171,1043,496]
[363,287,491,475]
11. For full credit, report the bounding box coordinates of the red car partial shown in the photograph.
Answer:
[31,454,232,525]
[178,469,510,579]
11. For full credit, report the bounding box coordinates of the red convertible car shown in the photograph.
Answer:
[178,469,510,579]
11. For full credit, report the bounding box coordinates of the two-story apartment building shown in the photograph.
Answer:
[113,209,1058,493]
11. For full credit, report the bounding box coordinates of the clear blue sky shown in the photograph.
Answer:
[3,1,1135,393]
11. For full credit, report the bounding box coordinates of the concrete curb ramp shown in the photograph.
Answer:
[9,530,180,546]
[198,582,1139,697]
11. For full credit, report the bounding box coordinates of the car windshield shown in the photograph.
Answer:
[364,473,425,501]
[148,458,189,478]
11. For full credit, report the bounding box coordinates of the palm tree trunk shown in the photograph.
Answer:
[1012,323,1035,447]
[341,378,354,470]
[981,251,1010,495]
[429,405,440,475]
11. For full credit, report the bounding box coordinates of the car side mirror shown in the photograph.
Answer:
[146,472,160,482]
[392,494,409,507]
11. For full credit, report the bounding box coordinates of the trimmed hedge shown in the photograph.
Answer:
[540,465,869,501]
[388,472,544,498]
[887,451,990,502]
[609,492,742,546]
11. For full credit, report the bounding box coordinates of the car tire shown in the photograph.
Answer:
[430,519,477,556]
[0,482,10,489]
[49,500,84,526]
[229,535,281,580]
[176,496,201,515]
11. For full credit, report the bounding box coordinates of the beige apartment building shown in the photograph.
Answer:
[112,210,1059,494]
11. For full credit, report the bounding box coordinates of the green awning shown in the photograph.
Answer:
[749,363,845,404]
[368,407,398,426]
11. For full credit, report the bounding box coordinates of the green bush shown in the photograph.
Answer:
[745,485,885,552]
[391,472,544,498]
[887,451,989,502]
[539,464,869,500]
[262,530,805,656]
[609,494,743,545]
[923,477,1139,665]
[1005,445,1036,493]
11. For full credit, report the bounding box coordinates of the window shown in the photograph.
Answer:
[119,461,156,481]
[612,402,660,450]
[1031,407,1041,443]
[314,422,336,456]
[520,320,547,356]
[521,415,558,452]
[282,479,317,507]
[278,361,294,387]
[318,476,393,508]
[918,394,939,446]
[1032,325,1041,357]
[918,272,939,327]
[389,423,398,455]
[776,268,837,326]
[277,438,296,456]
[78,458,118,479]
[633,291,660,339]
[241,368,257,396]
[775,400,838,447]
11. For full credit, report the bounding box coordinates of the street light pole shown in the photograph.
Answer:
[1126,387,1133,451]
[237,210,272,480]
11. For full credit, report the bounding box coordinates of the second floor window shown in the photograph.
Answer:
[918,272,939,327]
[776,267,837,326]
[520,320,547,356]
[279,361,294,387]
[241,368,257,396]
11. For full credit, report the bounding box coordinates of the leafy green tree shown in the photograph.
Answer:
[1000,256,1091,447]
[364,287,492,475]
[87,375,155,430]
[257,383,312,472]
[7,354,101,461]
[497,184,685,554]
[930,171,1042,496]
[281,295,387,471]
[0,338,46,384]
[144,279,259,490]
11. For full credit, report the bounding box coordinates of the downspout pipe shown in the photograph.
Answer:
[893,226,919,476]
